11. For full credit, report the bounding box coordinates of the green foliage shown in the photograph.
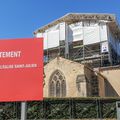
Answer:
[75,100,97,118]
[0,98,119,119]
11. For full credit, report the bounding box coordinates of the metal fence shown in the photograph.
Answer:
[0,98,119,119]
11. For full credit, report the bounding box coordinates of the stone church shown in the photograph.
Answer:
[43,57,98,98]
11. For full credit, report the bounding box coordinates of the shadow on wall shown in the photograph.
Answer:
[105,79,119,97]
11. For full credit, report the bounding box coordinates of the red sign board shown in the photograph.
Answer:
[0,38,43,102]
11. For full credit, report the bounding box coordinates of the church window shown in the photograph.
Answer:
[49,70,66,97]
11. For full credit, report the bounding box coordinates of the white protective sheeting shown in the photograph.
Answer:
[36,23,64,49]
[59,22,65,41]
[47,30,59,49]
[67,26,73,43]
[36,32,48,50]
[47,24,59,32]
[84,26,100,45]
[36,33,43,38]
[72,27,83,41]
[69,22,83,42]
[101,42,109,53]
[43,32,48,50]
[100,23,108,41]
[84,21,99,27]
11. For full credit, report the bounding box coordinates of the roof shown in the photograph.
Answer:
[44,56,84,68]
[34,13,114,31]
[34,13,120,39]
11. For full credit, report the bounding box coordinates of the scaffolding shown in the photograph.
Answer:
[35,14,120,68]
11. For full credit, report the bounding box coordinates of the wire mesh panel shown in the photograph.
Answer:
[45,99,71,119]
[0,102,21,120]
[27,101,44,119]
[74,99,97,119]
[0,98,119,119]
[101,100,116,118]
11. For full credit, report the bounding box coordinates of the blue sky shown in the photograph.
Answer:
[0,0,120,39]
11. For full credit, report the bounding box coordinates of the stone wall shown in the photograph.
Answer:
[44,57,87,97]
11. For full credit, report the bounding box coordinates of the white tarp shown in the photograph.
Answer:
[36,33,43,38]
[43,32,48,50]
[72,27,83,41]
[36,32,48,50]
[100,23,108,41]
[47,24,59,32]
[59,22,65,41]
[84,21,98,27]
[84,26,100,45]
[36,22,108,50]
[36,23,64,49]
[48,30,59,48]
[101,42,109,53]
[67,25,73,43]
[69,22,83,42]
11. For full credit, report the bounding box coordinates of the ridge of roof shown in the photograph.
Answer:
[34,13,116,34]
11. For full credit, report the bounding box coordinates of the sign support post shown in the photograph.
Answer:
[21,102,27,120]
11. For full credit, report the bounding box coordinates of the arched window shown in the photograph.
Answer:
[56,81,60,97]
[49,81,55,97]
[61,80,66,97]
[49,70,66,97]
